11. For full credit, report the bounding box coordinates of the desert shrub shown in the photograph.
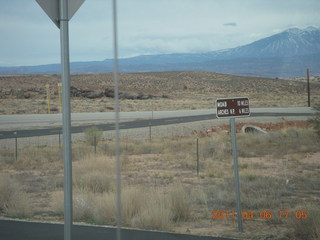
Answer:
[121,187,145,225]
[51,185,192,230]
[10,145,62,170]
[237,127,320,158]
[205,178,236,209]
[91,192,116,224]
[131,189,173,231]
[168,185,191,221]
[206,176,289,210]
[190,187,208,205]
[50,191,64,216]
[51,190,115,224]
[73,192,95,221]
[240,175,289,209]
[0,174,32,217]
[200,133,232,160]
[84,127,102,146]
[73,154,114,193]
[288,203,320,240]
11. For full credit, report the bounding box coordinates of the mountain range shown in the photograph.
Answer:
[1,26,320,78]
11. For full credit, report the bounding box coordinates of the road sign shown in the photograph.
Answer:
[215,96,250,232]
[36,0,85,28]
[36,1,85,240]
[216,97,250,118]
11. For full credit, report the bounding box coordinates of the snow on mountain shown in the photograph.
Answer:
[207,26,320,59]
[1,27,320,77]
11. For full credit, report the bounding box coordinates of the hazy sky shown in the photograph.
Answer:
[1,0,319,66]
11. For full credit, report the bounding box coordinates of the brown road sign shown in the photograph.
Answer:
[216,97,250,118]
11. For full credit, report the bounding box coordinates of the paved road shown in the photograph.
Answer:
[0,220,237,240]
[0,107,314,139]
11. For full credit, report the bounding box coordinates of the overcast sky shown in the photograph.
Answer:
[1,0,319,66]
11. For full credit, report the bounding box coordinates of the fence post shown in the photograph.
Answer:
[46,84,51,114]
[58,83,62,113]
[94,132,97,154]
[59,129,61,148]
[196,138,199,177]
[149,119,152,142]
[14,132,18,161]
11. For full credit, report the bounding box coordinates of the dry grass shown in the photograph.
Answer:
[1,123,320,239]
[2,70,320,238]
[73,154,115,193]
[237,127,320,158]
[0,145,62,170]
[131,188,173,231]
[0,174,32,217]
[288,203,320,240]
[51,185,191,231]
[168,185,192,222]
[206,175,289,211]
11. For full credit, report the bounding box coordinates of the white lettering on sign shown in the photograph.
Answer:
[237,100,249,106]
[217,101,227,107]
[216,97,250,118]
[239,108,250,114]
[218,109,229,115]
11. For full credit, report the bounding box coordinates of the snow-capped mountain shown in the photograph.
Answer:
[1,27,319,77]
[208,26,320,59]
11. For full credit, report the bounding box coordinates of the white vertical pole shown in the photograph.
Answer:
[112,1,122,240]
[230,117,243,232]
[60,0,73,240]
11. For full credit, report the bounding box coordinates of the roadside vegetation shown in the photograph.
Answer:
[0,121,319,239]
[1,72,320,114]
[0,174,32,218]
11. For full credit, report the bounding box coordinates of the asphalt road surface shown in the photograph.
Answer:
[0,107,314,139]
[0,220,237,240]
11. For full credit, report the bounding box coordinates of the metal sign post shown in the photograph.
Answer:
[35,1,85,240]
[230,117,243,232]
[112,1,122,240]
[59,1,73,239]
[216,97,250,232]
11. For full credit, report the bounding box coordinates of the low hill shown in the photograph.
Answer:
[1,71,319,114]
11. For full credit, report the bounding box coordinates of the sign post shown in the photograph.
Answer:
[216,97,250,233]
[229,117,243,232]
[60,2,73,239]
[35,1,85,240]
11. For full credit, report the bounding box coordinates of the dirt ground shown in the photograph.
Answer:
[1,72,320,239]
[1,119,319,239]
[2,150,319,240]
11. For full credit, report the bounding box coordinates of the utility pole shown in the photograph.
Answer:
[307,68,311,107]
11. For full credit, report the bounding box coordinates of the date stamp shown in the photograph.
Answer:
[211,210,308,220]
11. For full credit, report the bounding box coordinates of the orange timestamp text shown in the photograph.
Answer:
[211,210,308,220]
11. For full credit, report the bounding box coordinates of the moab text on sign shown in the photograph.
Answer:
[216,97,250,118]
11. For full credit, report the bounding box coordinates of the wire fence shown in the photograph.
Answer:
[1,117,319,238]
[0,120,215,163]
